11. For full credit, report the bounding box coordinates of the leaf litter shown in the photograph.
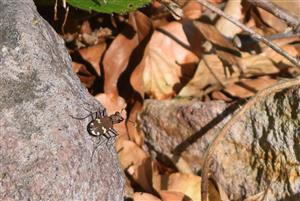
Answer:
[38,0,300,200]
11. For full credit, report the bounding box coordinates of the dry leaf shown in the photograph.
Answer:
[154,173,201,201]
[103,11,152,96]
[127,101,144,146]
[178,54,240,98]
[179,50,282,98]
[216,0,243,37]
[143,21,199,99]
[160,191,192,201]
[256,0,300,33]
[134,157,157,193]
[117,140,157,193]
[182,1,204,19]
[243,190,270,201]
[80,20,92,34]
[133,192,161,201]
[212,76,277,100]
[193,21,242,70]
[118,140,148,170]
[72,61,96,88]
[78,43,106,76]
[265,44,299,66]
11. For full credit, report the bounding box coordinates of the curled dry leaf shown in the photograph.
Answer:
[255,0,300,33]
[71,62,96,88]
[179,50,282,98]
[192,21,242,70]
[80,20,92,35]
[118,140,158,193]
[265,44,300,66]
[103,11,152,96]
[143,21,199,99]
[133,192,161,201]
[256,7,287,33]
[243,189,270,201]
[118,140,148,170]
[182,1,204,19]
[178,54,241,98]
[212,76,277,100]
[126,101,144,146]
[153,172,201,201]
[216,0,243,37]
[159,191,192,201]
[78,43,106,76]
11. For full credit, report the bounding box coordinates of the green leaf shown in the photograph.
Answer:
[66,0,151,14]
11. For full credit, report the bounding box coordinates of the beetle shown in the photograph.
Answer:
[71,108,124,160]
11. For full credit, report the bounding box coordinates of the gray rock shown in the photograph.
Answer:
[138,99,231,173]
[0,0,124,200]
[139,88,300,200]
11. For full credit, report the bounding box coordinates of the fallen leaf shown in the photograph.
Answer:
[182,1,204,19]
[126,101,144,146]
[118,140,148,169]
[80,20,92,34]
[133,192,161,201]
[265,44,300,66]
[179,50,282,98]
[243,189,270,201]
[159,190,192,201]
[78,43,106,76]
[212,76,277,100]
[117,140,156,193]
[72,61,96,88]
[193,21,242,70]
[103,11,152,96]
[154,173,201,201]
[178,54,240,98]
[143,21,199,99]
[216,0,243,37]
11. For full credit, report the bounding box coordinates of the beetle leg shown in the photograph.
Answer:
[101,133,111,146]
[107,128,118,144]
[70,113,92,120]
[108,128,118,137]
[97,108,107,118]
[90,111,95,120]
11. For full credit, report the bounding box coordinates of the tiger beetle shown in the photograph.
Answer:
[71,108,124,160]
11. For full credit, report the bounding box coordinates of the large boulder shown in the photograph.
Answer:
[139,86,300,200]
[0,0,124,200]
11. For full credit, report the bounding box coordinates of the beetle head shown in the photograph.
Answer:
[110,111,124,124]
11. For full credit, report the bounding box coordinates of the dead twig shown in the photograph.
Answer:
[61,6,69,35]
[247,0,300,32]
[197,0,300,67]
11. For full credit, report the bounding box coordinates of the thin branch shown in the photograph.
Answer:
[61,6,69,35]
[197,0,300,67]
[247,0,300,32]
[200,78,300,201]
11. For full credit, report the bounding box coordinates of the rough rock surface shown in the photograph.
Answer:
[0,1,124,200]
[139,87,300,201]
[138,99,232,172]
